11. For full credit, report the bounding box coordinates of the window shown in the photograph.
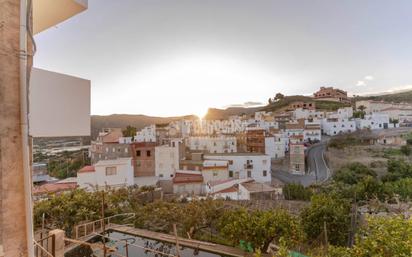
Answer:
[172,142,176,147]
[105,167,117,176]
[105,147,109,153]
[136,150,141,157]
[159,174,164,177]
[247,170,252,178]
[146,150,151,157]
[125,148,128,153]
[213,171,218,177]
[263,170,267,177]
[262,160,267,164]
[229,170,233,177]
[228,160,233,165]
[112,148,115,153]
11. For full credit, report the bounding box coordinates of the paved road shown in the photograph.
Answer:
[271,141,331,186]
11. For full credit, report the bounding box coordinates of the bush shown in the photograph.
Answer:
[333,162,377,185]
[300,194,351,246]
[283,184,313,201]
[400,145,411,156]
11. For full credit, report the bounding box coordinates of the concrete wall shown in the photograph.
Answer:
[29,68,90,137]
[0,1,31,255]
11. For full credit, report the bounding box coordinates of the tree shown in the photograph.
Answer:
[351,216,412,256]
[300,194,351,246]
[218,208,303,251]
[122,125,137,138]
[400,145,411,156]
[274,93,285,102]
[268,98,273,104]
[333,163,377,185]
[283,184,313,201]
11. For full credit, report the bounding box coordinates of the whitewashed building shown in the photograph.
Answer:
[204,153,271,183]
[155,144,179,180]
[304,121,322,142]
[135,125,156,143]
[293,108,325,120]
[202,160,229,182]
[77,158,134,191]
[264,137,286,159]
[188,136,237,153]
[321,118,356,136]
[356,113,390,130]
[326,107,354,120]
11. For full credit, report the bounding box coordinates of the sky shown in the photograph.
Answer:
[34,0,412,117]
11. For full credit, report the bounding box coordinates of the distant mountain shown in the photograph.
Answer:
[204,107,261,120]
[90,90,412,140]
[91,114,197,139]
[356,90,412,103]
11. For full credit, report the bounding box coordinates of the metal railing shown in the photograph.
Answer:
[34,233,55,257]
[74,213,135,239]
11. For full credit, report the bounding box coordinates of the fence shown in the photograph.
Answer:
[34,232,55,257]
[74,213,135,240]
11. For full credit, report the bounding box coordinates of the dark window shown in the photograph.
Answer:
[247,170,252,178]
[263,170,267,177]
[147,150,151,157]
[136,150,141,157]
[229,170,233,177]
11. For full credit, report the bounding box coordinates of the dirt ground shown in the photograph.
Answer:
[325,144,412,177]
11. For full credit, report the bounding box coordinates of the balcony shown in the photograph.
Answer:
[33,0,88,34]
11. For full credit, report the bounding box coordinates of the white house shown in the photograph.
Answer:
[202,159,229,182]
[207,179,282,200]
[304,121,322,142]
[356,113,390,130]
[321,118,356,136]
[264,137,286,159]
[118,136,133,144]
[155,144,179,180]
[326,107,353,120]
[187,136,237,153]
[77,158,134,191]
[135,125,156,142]
[204,153,271,183]
[293,108,325,120]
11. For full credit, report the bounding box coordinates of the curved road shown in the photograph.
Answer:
[271,141,331,186]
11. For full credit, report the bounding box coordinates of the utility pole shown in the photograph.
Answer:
[323,221,328,255]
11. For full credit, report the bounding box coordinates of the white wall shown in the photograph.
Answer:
[265,137,286,159]
[204,154,271,183]
[155,145,179,180]
[188,136,237,153]
[29,68,90,137]
[356,114,390,130]
[77,158,134,190]
[321,119,356,136]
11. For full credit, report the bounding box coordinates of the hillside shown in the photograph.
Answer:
[262,95,350,112]
[91,114,197,139]
[204,107,260,120]
[356,90,412,103]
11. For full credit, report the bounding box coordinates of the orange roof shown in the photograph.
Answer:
[285,123,304,130]
[214,185,238,194]
[33,182,77,195]
[173,172,203,184]
[78,165,95,173]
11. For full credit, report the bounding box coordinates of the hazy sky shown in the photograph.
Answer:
[34,0,412,117]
